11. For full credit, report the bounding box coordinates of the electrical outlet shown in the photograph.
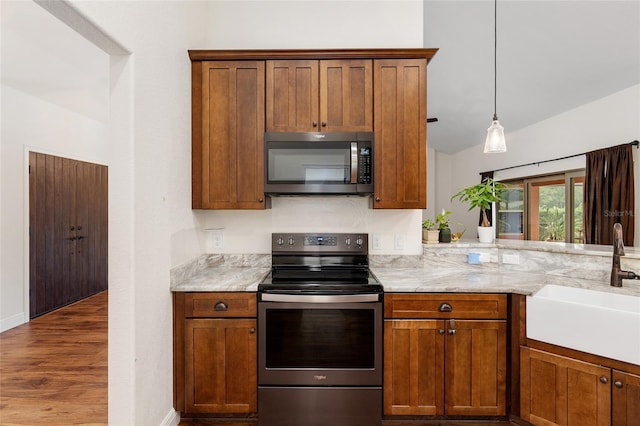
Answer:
[503,253,520,265]
[394,234,405,250]
[372,234,382,250]
[478,252,491,263]
[210,230,224,250]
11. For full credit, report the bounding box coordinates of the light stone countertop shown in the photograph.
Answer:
[370,267,640,297]
[170,267,270,292]
[170,264,640,298]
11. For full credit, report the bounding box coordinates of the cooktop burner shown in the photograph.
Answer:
[258,233,382,294]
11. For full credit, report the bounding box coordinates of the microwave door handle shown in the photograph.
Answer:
[350,142,358,184]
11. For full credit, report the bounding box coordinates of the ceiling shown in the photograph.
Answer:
[424,1,640,154]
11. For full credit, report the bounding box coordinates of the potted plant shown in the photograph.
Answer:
[422,219,439,244]
[436,209,452,243]
[451,178,506,243]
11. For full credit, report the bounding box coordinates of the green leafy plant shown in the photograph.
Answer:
[436,209,452,230]
[451,178,507,227]
[422,219,437,230]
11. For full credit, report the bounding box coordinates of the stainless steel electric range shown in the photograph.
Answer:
[257,233,383,426]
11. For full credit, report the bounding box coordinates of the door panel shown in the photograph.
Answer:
[29,152,108,318]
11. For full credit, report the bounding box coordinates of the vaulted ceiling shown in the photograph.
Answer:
[424,1,640,154]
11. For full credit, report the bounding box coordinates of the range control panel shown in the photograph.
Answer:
[272,233,368,254]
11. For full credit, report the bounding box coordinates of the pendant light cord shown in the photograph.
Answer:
[493,0,498,121]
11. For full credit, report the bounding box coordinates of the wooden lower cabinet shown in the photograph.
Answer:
[612,369,640,425]
[520,347,611,426]
[174,292,257,416]
[383,293,507,417]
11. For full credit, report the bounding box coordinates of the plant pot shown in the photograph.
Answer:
[439,227,451,243]
[477,226,495,243]
[423,229,440,244]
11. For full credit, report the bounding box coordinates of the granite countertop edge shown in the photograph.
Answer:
[170,266,640,298]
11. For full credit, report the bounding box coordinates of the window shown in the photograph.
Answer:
[497,171,585,243]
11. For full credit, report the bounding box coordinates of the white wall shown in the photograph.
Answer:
[0,0,110,330]
[193,0,427,257]
[440,84,640,245]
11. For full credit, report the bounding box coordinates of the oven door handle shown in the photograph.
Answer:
[260,293,380,303]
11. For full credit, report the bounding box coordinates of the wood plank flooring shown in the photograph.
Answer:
[0,291,107,425]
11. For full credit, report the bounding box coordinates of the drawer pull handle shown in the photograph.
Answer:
[439,303,452,312]
[214,301,228,311]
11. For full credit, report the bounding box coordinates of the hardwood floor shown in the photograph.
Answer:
[0,291,107,425]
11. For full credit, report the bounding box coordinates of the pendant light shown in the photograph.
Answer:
[484,0,507,153]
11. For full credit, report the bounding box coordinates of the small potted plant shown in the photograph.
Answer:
[451,178,506,243]
[422,219,439,244]
[436,209,452,243]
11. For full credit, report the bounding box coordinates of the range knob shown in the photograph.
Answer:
[355,236,364,247]
[276,236,285,246]
[345,236,352,246]
[288,236,295,246]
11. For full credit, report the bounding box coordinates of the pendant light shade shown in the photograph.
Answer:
[484,0,506,153]
[484,115,506,153]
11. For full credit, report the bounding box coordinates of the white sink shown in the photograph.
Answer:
[527,284,640,365]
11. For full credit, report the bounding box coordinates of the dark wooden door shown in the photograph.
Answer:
[612,369,640,426]
[29,152,108,318]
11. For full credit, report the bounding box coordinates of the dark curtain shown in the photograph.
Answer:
[584,144,634,245]
[479,171,494,226]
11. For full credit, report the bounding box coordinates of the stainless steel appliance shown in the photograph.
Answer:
[264,132,374,195]
[258,233,383,426]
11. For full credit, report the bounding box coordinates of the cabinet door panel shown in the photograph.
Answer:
[266,60,318,132]
[521,347,611,426]
[445,320,507,416]
[373,59,427,209]
[384,319,444,415]
[194,61,265,209]
[185,318,257,414]
[613,369,640,426]
[320,60,373,131]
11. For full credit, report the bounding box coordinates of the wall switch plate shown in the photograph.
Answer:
[394,234,405,250]
[372,234,382,250]
[503,253,520,265]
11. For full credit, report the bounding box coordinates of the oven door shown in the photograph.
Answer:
[258,293,382,386]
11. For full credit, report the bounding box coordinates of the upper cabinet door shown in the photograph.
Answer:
[373,59,427,209]
[192,60,266,209]
[266,59,373,132]
[266,60,319,132]
[320,60,373,132]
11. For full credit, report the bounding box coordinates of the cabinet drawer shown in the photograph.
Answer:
[384,293,507,319]
[185,292,257,318]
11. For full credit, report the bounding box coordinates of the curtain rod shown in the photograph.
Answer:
[481,140,639,175]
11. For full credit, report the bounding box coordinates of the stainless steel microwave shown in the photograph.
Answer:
[264,132,374,195]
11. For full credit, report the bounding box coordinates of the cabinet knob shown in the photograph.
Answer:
[258,197,264,203]
[599,376,609,384]
[321,121,327,127]
[375,197,381,202]
[614,380,623,388]
[313,121,318,127]
[250,327,256,334]
[214,301,228,311]
[439,303,453,312]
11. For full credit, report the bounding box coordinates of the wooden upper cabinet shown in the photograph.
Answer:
[373,59,427,209]
[192,60,266,209]
[266,59,373,132]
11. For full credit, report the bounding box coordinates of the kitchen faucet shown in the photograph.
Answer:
[610,222,639,287]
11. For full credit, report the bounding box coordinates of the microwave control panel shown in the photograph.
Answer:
[358,147,372,184]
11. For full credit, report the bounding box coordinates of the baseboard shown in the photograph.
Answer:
[1,312,27,333]
[159,409,180,426]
